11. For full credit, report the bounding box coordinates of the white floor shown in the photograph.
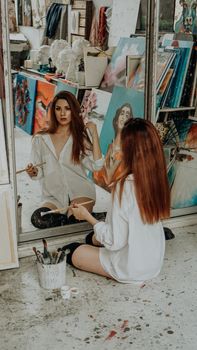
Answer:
[0,225,197,349]
[14,127,111,232]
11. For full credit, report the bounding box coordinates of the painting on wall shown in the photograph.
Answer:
[99,86,144,155]
[100,37,146,93]
[15,73,37,135]
[80,88,112,136]
[174,0,197,35]
[33,80,55,134]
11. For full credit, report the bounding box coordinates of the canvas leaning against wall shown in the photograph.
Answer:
[55,80,78,96]
[15,74,37,135]
[33,80,55,134]
[100,36,146,93]
[80,88,112,136]
[158,116,197,209]
[99,86,144,156]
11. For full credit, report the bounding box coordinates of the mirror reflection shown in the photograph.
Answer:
[11,0,148,234]
[11,0,194,235]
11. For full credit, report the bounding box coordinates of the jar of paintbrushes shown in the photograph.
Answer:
[33,239,69,289]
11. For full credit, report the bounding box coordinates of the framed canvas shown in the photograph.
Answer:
[100,37,146,93]
[0,99,9,184]
[99,86,144,155]
[80,88,112,136]
[33,80,55,134]
[15,73,37,135]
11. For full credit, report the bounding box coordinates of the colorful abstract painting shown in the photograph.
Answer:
[15,73,37,135]
[100,37,146,92]
[174,0,197,35]
[99,86,144,155]
[33,80,55,134]
[80,89,112,136]
[162,116,197,209]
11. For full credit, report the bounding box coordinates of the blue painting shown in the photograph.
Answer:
[15,73,37,135]
[55,80,78,96]
[99,86,144,155]
[163,118,197,209]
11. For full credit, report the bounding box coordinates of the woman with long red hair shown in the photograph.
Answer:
[63,118,170,283]
[26,91,103,229]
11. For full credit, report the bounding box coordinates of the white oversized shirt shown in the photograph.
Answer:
[94,175,165,283]
[30,134,104,210]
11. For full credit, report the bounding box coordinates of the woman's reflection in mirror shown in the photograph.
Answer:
[93,103,133,191]
[26,91,104,229]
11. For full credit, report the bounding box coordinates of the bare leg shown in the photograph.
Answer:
[72,245,112,278]
[42,202,58,210]
[67,197,95,217]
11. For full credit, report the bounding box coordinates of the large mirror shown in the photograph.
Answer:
[6,0,197,242]
[8,0,147,241]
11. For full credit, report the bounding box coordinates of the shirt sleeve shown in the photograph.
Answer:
[30,136,44,180]
[81,150,105,171]
[94,183,133,251]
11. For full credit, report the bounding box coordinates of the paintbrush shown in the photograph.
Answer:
[33,247,45,264]
[42,239,52,263]
[16,162,46,175]
[32,247,42,263]
[40,200,94,217]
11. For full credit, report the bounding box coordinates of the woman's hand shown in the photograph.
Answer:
[71,204,90,221]
[26,163,38,178]
[71,204,98,226]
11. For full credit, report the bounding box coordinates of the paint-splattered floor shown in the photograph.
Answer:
[0,225,197,350]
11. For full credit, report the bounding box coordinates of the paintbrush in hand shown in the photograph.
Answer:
[16,162,46,175]
[40,200,94,217]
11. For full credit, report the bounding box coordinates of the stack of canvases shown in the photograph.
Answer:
[127,36,197,112]
[14,74,77,135]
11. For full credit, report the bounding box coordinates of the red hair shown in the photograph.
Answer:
[112,118,170,224]
[47,91,89,163]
